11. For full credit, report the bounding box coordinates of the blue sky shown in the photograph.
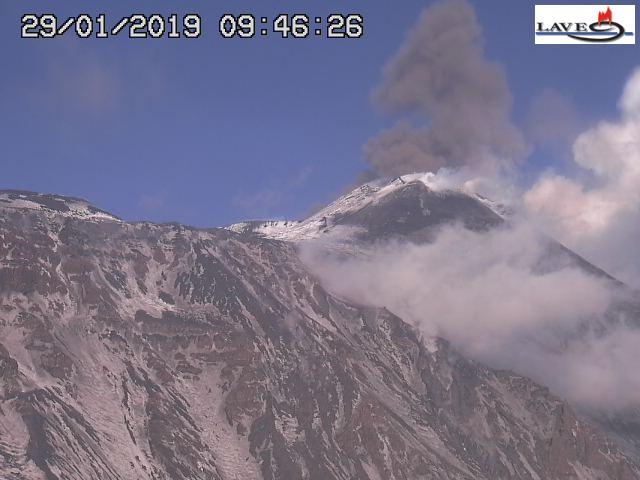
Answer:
[1,0,638,227]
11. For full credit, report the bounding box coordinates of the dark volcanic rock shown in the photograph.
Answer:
[337,181,503,242]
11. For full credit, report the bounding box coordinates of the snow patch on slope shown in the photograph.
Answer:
[0,191,120,222]
[225,173,505,242]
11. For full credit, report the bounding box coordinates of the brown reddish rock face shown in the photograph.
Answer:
[0,189,637,480]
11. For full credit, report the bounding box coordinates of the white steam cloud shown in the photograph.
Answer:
[364,0,527,177]
[302,223,640,410]
[325,0,640,413]
[525,67,640,286]
[362,0,640,290]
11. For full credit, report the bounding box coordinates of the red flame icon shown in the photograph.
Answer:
[598,6,612,26]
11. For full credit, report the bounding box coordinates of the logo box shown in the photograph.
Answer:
[535,5,635,44]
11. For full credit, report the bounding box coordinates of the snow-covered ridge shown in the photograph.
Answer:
[473,193,510,218]
[225,173,506,241]
[0,190,120,222]
[226,178,395,241]
[227,220,301,236]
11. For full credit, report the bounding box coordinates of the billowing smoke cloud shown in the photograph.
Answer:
[364,0,527,177]
[326,0,640,413]
[525,68,640,286]
[302,224,640,409]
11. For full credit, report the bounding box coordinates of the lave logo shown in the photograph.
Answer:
[535,5,635,44]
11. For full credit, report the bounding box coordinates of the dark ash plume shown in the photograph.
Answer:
[364,0,526,177]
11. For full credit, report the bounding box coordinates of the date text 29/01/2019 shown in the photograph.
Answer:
[20,13,364,40]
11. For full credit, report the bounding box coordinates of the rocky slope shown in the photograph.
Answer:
[230,175,640,456]
[228,174,504,244]
[0,189,638,479]
[227,175,618,281]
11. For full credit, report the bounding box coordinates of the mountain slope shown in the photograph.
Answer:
[228,176,640,460]
[0,192,638,479]
[227,176,620,284]
[0,190,119,222]
[228,175,504,244]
